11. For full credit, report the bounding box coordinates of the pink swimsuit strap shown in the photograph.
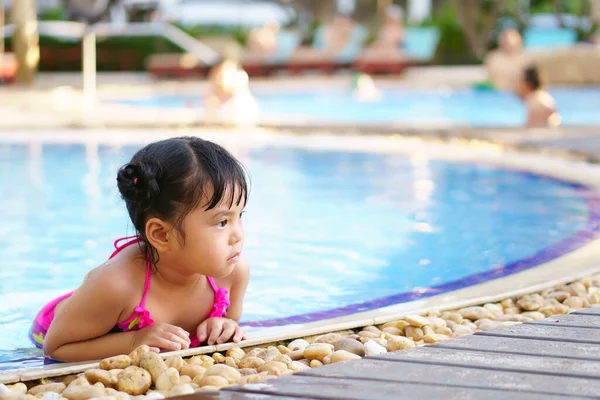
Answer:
[112,236,154,331]
[112,236,230,332]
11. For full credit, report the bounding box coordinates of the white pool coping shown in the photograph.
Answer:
[2,128,600,384]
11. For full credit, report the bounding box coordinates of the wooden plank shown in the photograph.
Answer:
[531,314,600,329]
[373,346,600,379]
[170,392,304,400]
[224,375,584,400]
[573,307,600,317]
[298,357,600,398]
[477,324,600,344]
[434,334,600,361]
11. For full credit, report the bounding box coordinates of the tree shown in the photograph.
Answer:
[10,0,39,84]
[450,0,500,59]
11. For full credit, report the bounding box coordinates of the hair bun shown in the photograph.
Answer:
[116,162,161,209]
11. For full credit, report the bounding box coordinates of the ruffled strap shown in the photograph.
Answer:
[116,306,155,331]
[207,277,230,318]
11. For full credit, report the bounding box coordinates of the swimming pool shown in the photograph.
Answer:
[0,140,598,368]
[114,87,600,127]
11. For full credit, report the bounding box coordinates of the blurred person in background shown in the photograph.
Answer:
[484,28,532,91]
[516,65,560,128]
[244,20,280,62]
[204,59,259,126]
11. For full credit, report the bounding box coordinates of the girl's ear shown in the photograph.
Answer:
[145,218,172,253]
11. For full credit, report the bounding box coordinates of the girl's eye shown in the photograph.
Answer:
[239,211,245,219]
[218,220,228,228]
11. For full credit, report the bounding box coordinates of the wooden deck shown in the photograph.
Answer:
[182,307,600,400]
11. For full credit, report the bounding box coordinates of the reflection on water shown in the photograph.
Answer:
[0,142,593,362]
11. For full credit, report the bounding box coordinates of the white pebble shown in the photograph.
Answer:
[0,384,10,394]
[363,340,387,356]
[145,392,166,399]
[42,393,62,400]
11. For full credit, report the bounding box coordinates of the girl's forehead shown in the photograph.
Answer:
[200,182,246,210]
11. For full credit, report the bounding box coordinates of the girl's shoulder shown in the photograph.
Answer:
[82,247,146,299]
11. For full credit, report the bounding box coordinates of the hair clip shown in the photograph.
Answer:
[134,178,139,185]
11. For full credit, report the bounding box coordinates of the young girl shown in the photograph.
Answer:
[29,137,250,362]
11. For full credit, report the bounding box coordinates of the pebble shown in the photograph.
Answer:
[334,338,365,357]
[458,306,495,321]
[363,340,387,356]
[287,339,309,351]
[314,333,344,346]
[404,326,424,341]
[405,315,430,327]
[564,296,586,309]
[330,350,361,363]
[386,336,416,351]
[303,343,333,361]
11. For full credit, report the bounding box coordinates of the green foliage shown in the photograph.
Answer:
[430,2,480,65]
[39,7,66,21]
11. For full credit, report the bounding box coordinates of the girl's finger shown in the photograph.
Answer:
[217,322,236,344]
[153,337,182,352]
[196,322,209,343]
[162,332,190,350]
[207,320,224,345]
[163,324,191,340]
[232,326,246,343]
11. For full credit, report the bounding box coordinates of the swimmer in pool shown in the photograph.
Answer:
[31,137,250,361]
[516,65,561,128]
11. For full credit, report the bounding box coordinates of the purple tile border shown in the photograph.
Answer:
[241,176,600,328]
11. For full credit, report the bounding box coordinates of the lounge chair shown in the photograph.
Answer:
[354,26,440,75]
[286,22,368,75]
[523,27,577,50]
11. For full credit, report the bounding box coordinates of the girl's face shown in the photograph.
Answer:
[174,186,245,278]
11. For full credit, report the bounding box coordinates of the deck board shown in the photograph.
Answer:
[435,334,600,361]
[529,314,600,329]
[476,323,600,344]
[372,346,600,379]
[298,357,600,398]
[172,309,600,400]
[223,375,582,400]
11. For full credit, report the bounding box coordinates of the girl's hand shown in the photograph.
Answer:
[196,318,247,345]
[132,323,191,352]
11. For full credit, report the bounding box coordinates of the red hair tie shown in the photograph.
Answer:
[133,178,139,185]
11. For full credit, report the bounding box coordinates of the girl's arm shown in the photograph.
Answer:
[43,267,139,361]
[43,267,190,361]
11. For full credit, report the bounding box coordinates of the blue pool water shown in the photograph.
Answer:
[114,87,600,127]
[0,142,598,368]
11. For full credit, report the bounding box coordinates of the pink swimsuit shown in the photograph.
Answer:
[29,236,230,349]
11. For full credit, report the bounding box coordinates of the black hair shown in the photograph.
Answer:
[116,136,248,266]
[524,65,542,91]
